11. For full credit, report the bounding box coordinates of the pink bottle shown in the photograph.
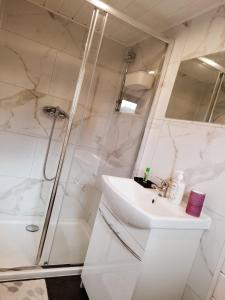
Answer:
[186,190,206,217]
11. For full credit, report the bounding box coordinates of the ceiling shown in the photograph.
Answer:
[28,0,151,46]
[103,0,225,32]
[28,0,225,45]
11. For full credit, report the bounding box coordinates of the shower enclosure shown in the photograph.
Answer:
[0,0,169,278]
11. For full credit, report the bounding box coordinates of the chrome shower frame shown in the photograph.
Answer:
[35,8,108,265]
[0,0,173,282]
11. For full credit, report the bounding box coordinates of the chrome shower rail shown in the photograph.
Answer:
[0,266,82,282]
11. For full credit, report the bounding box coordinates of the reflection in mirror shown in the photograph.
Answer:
[166,51,225,124]
[120,99,137,113]
[114,33,166,115]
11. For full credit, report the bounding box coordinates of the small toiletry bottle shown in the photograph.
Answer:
[186,190,206,217]
[170,171,186,205]
[143,167,151,183]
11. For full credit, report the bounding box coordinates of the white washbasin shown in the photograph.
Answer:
[101,175,211,230]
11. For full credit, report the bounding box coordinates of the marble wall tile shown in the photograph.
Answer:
[59,148,102,222]
[148,120,225,217]
[71,115,111,152]
[97,113,145,181]
[4,0,125,72]
[182,285,201,300]
[58,182,87,220]
[0,29,56,93]
[147,119,204,179]
[182,6,225,60]
[0,131,36,178]
[49,52,80,100]
[165,24,190,64]
[0,176,47,216]
[135,118,164,176]
[85,66,122,116]
[130,36,167,72]
[138,5,225,300]
[154,62,180,119]
[97,38,126,72]
[103,114,143,164]
[2,0,88,59]
[30,137,75,181]
[0,81,70,138]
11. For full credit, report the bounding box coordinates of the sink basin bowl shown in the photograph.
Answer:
[101,175,211,230]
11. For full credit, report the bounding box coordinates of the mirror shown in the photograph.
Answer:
[166,51,225,124]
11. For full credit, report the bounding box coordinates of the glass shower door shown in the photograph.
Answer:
[43,11,167,266]
[38,7,108,266]
[0,0,87,269]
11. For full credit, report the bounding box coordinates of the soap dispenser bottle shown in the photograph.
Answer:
[170,171,185,205]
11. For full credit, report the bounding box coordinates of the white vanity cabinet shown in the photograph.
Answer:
[82,203,145,300]
[82,176,211,300]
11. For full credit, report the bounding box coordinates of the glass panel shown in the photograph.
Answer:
[0,0,93,269]
[166,59,219,121]
[46,12,167,266]
[165,50,225,124]
[40,8,109,266]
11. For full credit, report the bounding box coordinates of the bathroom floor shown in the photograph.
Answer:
[0,276,89,300]
[46,276,89,300]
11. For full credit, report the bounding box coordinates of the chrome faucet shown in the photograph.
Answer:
[152,179,169,197]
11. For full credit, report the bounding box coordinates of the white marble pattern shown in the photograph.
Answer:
[49,52,80,100]
[148,120,225,216]
[154,62,181,119]
[135,118,163,176]
[30,137,74,181]
[0,176,47,216]
[182,285,201,300]
[0,132,36,178]
[165,24,190,64]
[3,0,88,59]
[138,4,225,300]
[0,29,56,93]
[182,6,225,61]
[0,82,70,138]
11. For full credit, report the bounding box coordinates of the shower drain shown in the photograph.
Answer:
[26,224,39,232]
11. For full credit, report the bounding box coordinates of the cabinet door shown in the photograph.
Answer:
[82,206,143,300]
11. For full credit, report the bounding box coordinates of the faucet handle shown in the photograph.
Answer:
[152,179,169,197]
[161,180,169,189]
